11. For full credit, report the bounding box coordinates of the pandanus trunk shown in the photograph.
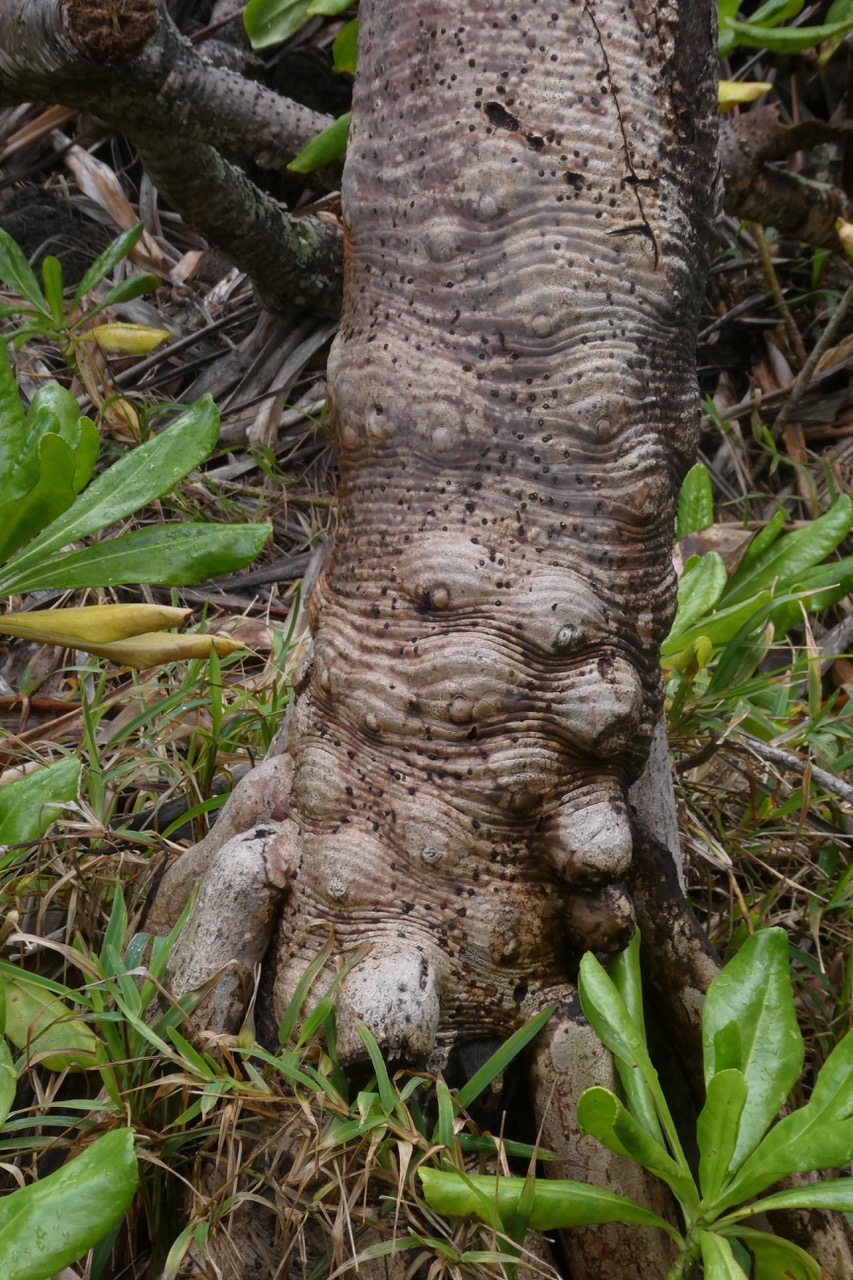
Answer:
[158,0,718,1274]
[272,0,718,1051]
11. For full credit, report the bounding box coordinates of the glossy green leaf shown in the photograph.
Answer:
[0,1127,137,1280]
[607,932,662,1142]
[703,929,803,1168]
[668,553,727,640]
[0,396,220,591]
[244,0,313,48]
[418,1168,678,1237]
[0,380,95,531]
[333,17,358,73]
[660,590,774,663]
[743,1177,853,1217]
[289,111,351,173]
[577,1087,695,1205]
[0,434,78,563]
[716,1025,853,1208]
[0,521,271,594]
[697,1069,748,1201]
[0,1035,15,1128]
[699,1231,749,1280]
[77,274,162,327]
[0,227,49,313]
[70,223,145,311]
[26,380,83,440]
[579,951,689,1169]
[721,496,853,608]
[733,1227,820,1280]
[578,952,648,1073]
[675,462,714,540]
[0,757,81,845]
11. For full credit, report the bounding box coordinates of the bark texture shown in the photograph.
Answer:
[269,0,718,1062]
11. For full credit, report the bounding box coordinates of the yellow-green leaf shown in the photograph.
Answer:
[718,80,772,113]
[78,630,246,669]
[2,976,100,1073]
[84,323,172,355]
[0,603,191,646]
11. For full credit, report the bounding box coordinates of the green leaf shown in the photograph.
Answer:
[0,522,271,594]
[243,0,313,48]
[2,974,101,1072]
[745,0,804,28]
[70,223,145,311]
[769,556,853,638]
[333,17,358,74]
[356,1022,398,1119]
[75,273,162,326]
[0,758,81,845]
[578,951,689,1170]
[288,112,351,173]
[721,497,853,608]
[577,1087,696,1206]
[454,1004,555,1111]
[0,227,49,313]
[70,417,99,493]
[0,1035,15,1128]
[717,1029,853,1208]
[0,397,220,590]
[668,553,727,640]
[676,462,714,540]
[733,1227,820,1280]
[0,434,78,563]
[660,590,774,664]
[702,929,803,1168]
[0,1128,137,1280]
[578,952,648,1073]
[26,381,85,443]
[697,1070,748,1202]
[699,1231,750,1280]
[0,380,96,538]
[0,343,28,507]
[40,257,64,324]
[723,13,853,51]
[418,1168,679,1238]
[744,1177,853,1216]
[307,0,354,13]
[607,932,662,1142]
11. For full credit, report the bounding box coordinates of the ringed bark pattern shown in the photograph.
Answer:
[273,0,718,1060]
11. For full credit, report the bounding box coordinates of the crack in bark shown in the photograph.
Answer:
[583,0,660,267]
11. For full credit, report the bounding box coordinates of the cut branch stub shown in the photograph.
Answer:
[268,0,719,1065]
[63,0,157,62]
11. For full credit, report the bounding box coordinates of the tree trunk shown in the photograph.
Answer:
[270,0,718,1052]
[154,0,718,1274]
